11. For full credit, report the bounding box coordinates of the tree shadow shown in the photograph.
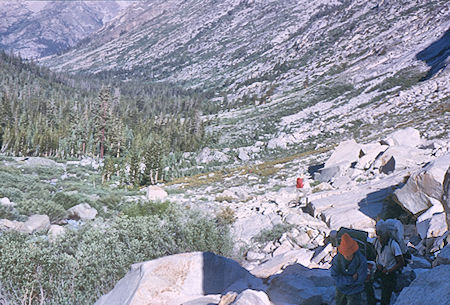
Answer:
[416,28,450,80]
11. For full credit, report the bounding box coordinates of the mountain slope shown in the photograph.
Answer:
[43,0,449,157]
[0,1,129,58]
[46,0,449,91]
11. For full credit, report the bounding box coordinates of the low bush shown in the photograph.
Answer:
[52,192,84,210]
[216,206,236,225]
[16,199,67,223]
[0,204,233,305]
[252,223,294,244]
[120,200,172,217]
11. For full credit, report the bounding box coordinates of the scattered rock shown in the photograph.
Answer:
[230,289,271,305]
[373,146,429,174]
[237,148,250,162]
[48,224,66,241]
[432,244,450,267]
[266,264,334,305]
[68,203,97,220]
[246,251,266,262]
[0,197,15,207]
[311,243,333,264]
[324,139,361,169]
[218,292,237,305]
[416,199,445,239]
[381,127,421,147]
[250,249,314,278]
[146,185,168,201]
[394,154,450,215]
[19,215,51,234]
[15,157,64,168]
[197,147,230,164]
[0,218,22,231]
[394,265,450,305]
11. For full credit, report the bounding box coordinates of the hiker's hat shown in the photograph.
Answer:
[338,233,359,257]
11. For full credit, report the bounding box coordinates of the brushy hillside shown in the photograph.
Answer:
[0,157,232,305]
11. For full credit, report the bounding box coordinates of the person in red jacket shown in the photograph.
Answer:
[296,175,310,207]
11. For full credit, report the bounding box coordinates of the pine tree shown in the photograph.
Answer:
[143,138,164,185]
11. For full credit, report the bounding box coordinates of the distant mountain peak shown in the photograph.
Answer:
[0,1,133,59]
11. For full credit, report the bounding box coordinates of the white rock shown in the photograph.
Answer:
[230,289,271,305]
[272,240,295,257]
[19,215,50,234]
[426,212,447,239]
[0,197,14,207]
[16,157,64,168]
[246,251,266,262]
[332,175,352,189]
[433,244,450,266]
[232,213,282,246]
[311,243,333,264]
[266,264,335,305]
[196,147,229,164]
[237,148,250,162]
[250,249,314,278]
[68,203,97,220]
[94,252,263,305]
[267,137,288,150]
[394,154,450,215]
[325,139,361,169]
[382,127,421,147]
[315,161,351,182]
[356,143,389,170]
[395,265,450,305]
[374,145,429,174]
[0,218,22,231]
[146,185,168,201]
[273,186,299,207]
[410,255,431,269]
[48,224,66,241]
[416,198,445,239]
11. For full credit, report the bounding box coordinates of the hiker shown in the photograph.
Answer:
[373,229,405,305]
[295,174,310,207]
[331,233,368,305]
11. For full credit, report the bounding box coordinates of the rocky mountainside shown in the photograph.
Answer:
[43,0,449,155]
[0,1,131,58]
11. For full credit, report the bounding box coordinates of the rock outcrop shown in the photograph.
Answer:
[393,154,450,216]
[67,203,97,221]
[94,252,264,305]
[394,265,450,305]
[146,185,168,201]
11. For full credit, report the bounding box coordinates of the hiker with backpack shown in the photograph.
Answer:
[372,225,405,305]
[331,233,368,305]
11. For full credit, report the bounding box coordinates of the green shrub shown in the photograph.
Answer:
[0,205,20,220]
[216,206,236,225]
[16,199,67,222]
[252,223,294,244]
[21,166,64,179]
[96,193,123,210]
[0,204,232,305]
[120,200,172,217]
[52,192,83,210]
